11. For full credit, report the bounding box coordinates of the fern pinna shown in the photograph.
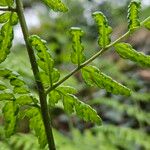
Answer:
[0,0,150,149]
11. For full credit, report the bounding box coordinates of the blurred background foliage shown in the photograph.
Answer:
[0,0,150,149]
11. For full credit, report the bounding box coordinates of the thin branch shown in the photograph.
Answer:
[15,0,56,150]
[46,16,149,95]
[0,7,16,12]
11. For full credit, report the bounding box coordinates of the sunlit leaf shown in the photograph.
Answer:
[49,90,61,106]
[70,27,86,66]
[16,95,34,105]
[92,11,112,48]
[0,81,7,90]
[0,92,14,101]
[0,0,14,6]
[82,65,131,96]
[57,85,77,95]
[29,35,60,87]
[2,101,18,137]
[23,107,47,148]
[144,17,150,30]
[0,12,11,24]
[127,1,141,31]
[114,42,150,67]
[42,0,68,12]
[10,78,25,87]
[63,94,102,125]
[13,86,29,94]
[0,21,13,63]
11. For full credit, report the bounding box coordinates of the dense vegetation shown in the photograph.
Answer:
[0,0,150,150]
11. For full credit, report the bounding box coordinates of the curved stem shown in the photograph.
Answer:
[46,16,149,95]
[15,0,56,150]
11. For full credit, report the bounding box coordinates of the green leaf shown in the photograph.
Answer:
[29,35,60,87]
[70,27,86,66]
[0,21,13,63]
[63,94,102,125]
[0,69,11,77]
[48,86,77,106]
[81,65,131,96]
[114,42,150,67]
[0,13,17,64]
[10,77,25,87]
[0,12,11,24]
[23,107,47,148]
[0,92,14,101]
[144,17,150,30]
[127,1,141,31]
[57,85,77,95]
[0,0,14,6]
[0,81,7,90]
[16,95,34,105]
[92,11,112,48]
[10,12,18,25]
[63,94,75,114]
[13,86,29,94]
[2,101,18,137]
[0,69,31,97]
[49,90,61,106]
[42,0,68,12]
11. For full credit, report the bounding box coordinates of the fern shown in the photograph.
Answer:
[127,0,141,31]
[132,92,150,102]
[29,35,60,88]
[0,12,18,63]
[81,65,131,96]
[90,98,150,124]
[42,0,68,12]
[2,101,18,137]
[114,42,150,67]
[0,0,149,149]
[70,27,86,66]
[0,81,7,90]
[0,0,14,7]
[94,125,150,150]
[92,11,112,48]
[144,17,150,30]
[20,107,47,148]
[0,12,11,23]
[49,85,102,125]
[0,69,36,138]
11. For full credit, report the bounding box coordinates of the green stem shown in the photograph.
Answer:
[15,0,56,150]
[46,16,149,95]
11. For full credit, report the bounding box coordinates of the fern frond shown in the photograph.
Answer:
[90,98,150,124]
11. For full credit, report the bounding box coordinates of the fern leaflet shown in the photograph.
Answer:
[114,42,150,67]
[81,65,131,96]
[42,0,68,12]
[70,27,86,66]
[127,1,141,31]
[92,11,112,48]
[29,35,60,88]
